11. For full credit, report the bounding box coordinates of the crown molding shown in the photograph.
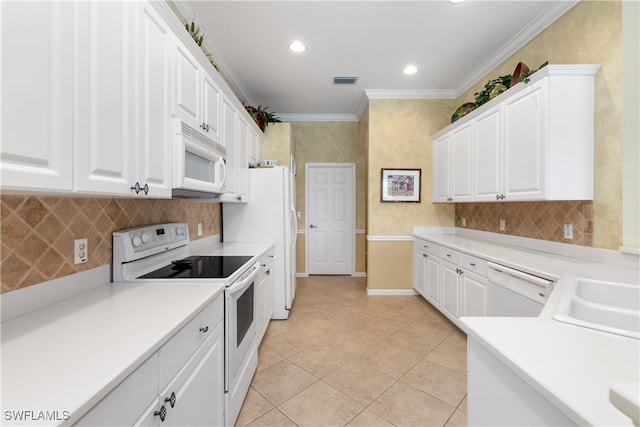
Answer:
[454,0,579,98]
[277,114,359,122]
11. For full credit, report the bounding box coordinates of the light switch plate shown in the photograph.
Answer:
[499,219,506,231]
[564,224,573,239]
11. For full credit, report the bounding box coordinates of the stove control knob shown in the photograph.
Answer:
[176,226,185,236]
[141,233,150,244]
[132,236,142,247]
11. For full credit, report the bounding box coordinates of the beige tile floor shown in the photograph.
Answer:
[236,276,468,427]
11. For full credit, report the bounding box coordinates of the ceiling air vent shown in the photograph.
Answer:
[332,76,358,85]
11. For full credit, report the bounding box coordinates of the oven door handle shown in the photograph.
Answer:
[227,262,260,295]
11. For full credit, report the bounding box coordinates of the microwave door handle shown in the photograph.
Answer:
[219,158,227,189]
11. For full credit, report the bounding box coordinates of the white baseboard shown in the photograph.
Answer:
[352,272,367,278]
[366,288,418,296]
[296,273,309,278]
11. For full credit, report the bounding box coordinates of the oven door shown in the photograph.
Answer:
[225,262,259,393]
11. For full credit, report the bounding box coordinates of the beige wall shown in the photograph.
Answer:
[263,122,294,166]
[272,121,366,274]
[454,1,623,249]
[366,99,456,289]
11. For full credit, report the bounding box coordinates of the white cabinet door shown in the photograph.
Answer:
[221,95,238,194]
[441,260,461,321]
[413,248,428,297]
[137,2,172,198]
[255,272,266,342]
[426,254,442,308]
[503,80,547,201]
[161,322,224,427]
[474,105,502,201]
[462,270,488,317]
[249,128,262,166]
[172,42,201,128]
[432,134,451,202]
[74,1,137,195]
[202,72,222,143]
[451,122,473,201]
[264,260,274,324]
[0,1,74,192]
[235,115,250,202]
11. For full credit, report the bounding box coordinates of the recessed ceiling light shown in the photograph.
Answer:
[403,65,418,75]
[449,0,465,3]
[289,41,306,53]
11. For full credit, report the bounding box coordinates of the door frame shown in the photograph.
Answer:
[304,162,356,276]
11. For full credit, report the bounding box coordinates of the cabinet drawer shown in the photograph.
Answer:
[414,239,441,257]
[440,247,461,265]
[76,353,158,426]
[159,294,223,390]
[460,253,488,277]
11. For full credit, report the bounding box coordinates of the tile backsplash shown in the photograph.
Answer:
[1,196,221,293]
[455,201,594,246]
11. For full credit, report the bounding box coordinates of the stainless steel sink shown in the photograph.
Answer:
[553,279,640,339]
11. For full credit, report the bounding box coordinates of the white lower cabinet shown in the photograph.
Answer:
[413,237,489,326]
[441,260,462,321]
[462,270,488,317]
[76,294,224,427]
[256,249,275,344]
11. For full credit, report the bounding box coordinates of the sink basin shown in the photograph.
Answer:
[553,279,640,339]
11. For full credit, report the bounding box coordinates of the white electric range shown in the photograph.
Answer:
[113,223,258,426]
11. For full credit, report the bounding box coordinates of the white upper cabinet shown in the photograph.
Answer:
[433,65,599,203]
[473,105,502,201]
[219,94,249,203]
[172,42,221,144]
[248,128,264,167]
[74,1,171,198]
[136,3,173,198]
[432,134,451,202]
[1,1,74,192]
[74,1,137,195]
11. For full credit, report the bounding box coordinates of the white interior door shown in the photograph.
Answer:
[306,163,355,275]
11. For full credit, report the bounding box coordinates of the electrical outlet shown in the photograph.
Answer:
[74,238,88,264]
[499,219,506,231]
[461,217,466,227]
[197,223,203,236]
[296,211,302,219]
[564,224,573,239]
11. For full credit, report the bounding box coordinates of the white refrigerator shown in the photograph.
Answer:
[222,166,297,319]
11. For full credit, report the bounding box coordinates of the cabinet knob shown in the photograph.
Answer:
[236,195,242,201]
[165,392,177,408]
[205,123,210,132]
[266,269,271,275]
[143,183,149,195]
[470,263,476,267]
[199,326,209,333]
[422,253,427,258]
[154,406,167,422]
[130,181,141,194]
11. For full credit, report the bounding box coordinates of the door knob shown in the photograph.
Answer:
[310,224,318,228]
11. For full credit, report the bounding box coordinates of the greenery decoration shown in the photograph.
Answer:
[184,19,219,72]
[244,105,282,132]
[474,74,512,107]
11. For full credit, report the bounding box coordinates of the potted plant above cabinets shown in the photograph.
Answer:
[184,19,219,72]
[451,60,548,123]
[244,104,282,132]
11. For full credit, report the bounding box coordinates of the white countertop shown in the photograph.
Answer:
[1,282,224,426]
[413,231,640,426]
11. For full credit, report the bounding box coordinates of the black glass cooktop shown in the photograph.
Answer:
[139,255,253,279]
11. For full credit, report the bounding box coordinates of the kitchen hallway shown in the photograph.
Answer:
[236,276,468,426]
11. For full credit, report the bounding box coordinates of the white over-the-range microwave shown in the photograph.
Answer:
[172,118,227,198]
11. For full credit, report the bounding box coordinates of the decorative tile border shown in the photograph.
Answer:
[1,196,221,293]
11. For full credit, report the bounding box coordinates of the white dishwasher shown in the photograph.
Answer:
[486,262,555,317]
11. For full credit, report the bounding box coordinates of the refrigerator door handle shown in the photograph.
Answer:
[290,208,298,246]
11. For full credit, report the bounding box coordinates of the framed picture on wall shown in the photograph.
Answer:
[380,168,421,202]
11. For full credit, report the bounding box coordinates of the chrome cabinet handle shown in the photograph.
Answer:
[154,406,167,422]
[165,392,176,408]
[199,326,209,333]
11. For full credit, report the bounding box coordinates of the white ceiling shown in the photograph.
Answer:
[175,1,576,121]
